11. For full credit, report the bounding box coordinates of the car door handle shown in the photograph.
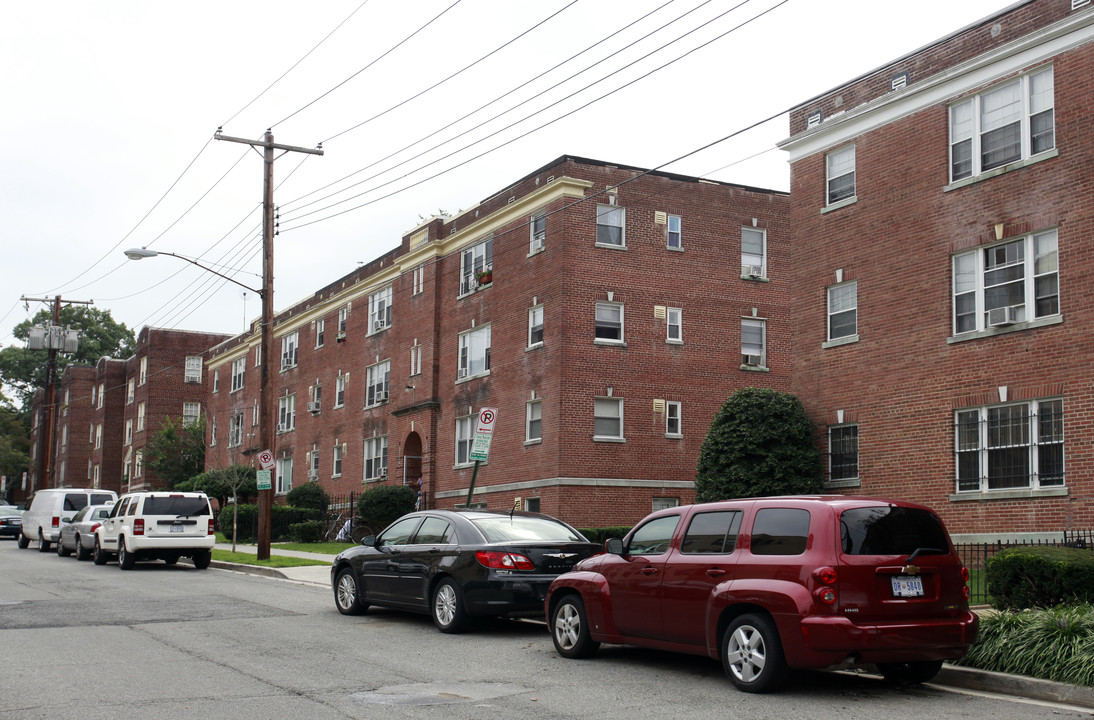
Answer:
[641,566,659,576]
[706,568,727,578]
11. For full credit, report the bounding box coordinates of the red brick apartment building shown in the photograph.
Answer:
[778,0,1094,540]
[206,156,790,527]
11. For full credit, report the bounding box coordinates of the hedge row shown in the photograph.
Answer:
[986,545,1094,609]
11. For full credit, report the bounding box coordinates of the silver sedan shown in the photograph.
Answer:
[57,504,114,561]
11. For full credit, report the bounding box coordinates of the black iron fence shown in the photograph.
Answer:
[955,529,1093,605]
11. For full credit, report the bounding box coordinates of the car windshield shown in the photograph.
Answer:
[471,515,585,543]
[840,506,950,556]
[143,496,209,516]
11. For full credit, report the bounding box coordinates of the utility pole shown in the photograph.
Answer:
[21,295,94,493]
[215,128,322,560]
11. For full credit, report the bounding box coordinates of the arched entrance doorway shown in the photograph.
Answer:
[402,431,423,506]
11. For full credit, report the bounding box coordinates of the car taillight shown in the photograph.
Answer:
[812,566,837,584]
[134,518,145,536]
[961,566,970,583]
[208,519,215,536]
[51,516,59,528]
[475,551,535,570]
[812,566,838,605]
[90,523,101,533]
[961,566,971,600]
[815,588,838,605]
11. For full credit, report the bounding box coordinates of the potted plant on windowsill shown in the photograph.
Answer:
[475,268,493,285]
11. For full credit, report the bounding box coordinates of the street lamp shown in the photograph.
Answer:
[124,246,274,559]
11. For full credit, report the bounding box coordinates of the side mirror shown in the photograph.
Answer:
[605,537,624,555]
[360,535,377,547]
[61,516,73,523]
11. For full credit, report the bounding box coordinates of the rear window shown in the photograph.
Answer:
[90,493,114,506]
[63,494,90,512]
[751,508,810,556]
[142,496,210,517]
[841,506,950,556]
[472,516,586,543]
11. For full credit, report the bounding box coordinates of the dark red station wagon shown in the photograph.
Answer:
[545,496,978,692]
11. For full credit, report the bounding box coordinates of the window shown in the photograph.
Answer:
[681,511,742,554]
[741,318,766,367]
[460,236,493,295]
[209,418,217,446]
[252,399,259,427]
[955,399,1063,492]
[212,369,219,393]
[652,497,679,511]
[952,230,1058,334]
[826,145,856,205]
[125,420,133,445]
[751,508,810,555]
[97,383,104,409]
[134,450,143,478]
[333,442,343,477]
[139,357,148,385]
[312,383,322,412]
[255,344,262,367]
[829,424,859,481]
[369,287,392,333]
[627,515,680,555]
[410,342,422,376]
[91,385,97,406]
[184,356,202,383]
[526,400,542,443]
[281,332,298,370]
[315,318,325,348]
[231,358,245,392]
[594,397,623,440]
[276,456,293,495]
[309,445,320,479]
[228,412,244,448]
[182,402,200,426]
[666,307,682,343]
[455,415,473,465]
[950,67,1054,182]
[827,281,858,340]
[667,214,682,249]
[137,403,146,432]
[666,401,682,437]
[528,306,544,347]
[127,379,135,404]
[366,360,390,407]
[458,325,491,379]
[742,227,766,277]
[364,436,388,480]
[595,302,623,343]
[278,394,296,433]
[530,211,546,253]
[596,204,625,246]
[335,374,346,408]
[412,265,425,295]
[338,306,348,332]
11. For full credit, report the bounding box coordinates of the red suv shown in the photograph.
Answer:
[545,496,978,692]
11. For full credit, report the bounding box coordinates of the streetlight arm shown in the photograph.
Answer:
[123,248,262,296]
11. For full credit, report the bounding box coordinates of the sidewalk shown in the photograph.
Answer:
[209,543,1094,711]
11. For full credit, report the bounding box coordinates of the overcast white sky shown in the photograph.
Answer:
[1,0,1009,345]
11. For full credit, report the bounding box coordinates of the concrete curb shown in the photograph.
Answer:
[209,559,330,587]
[934,665,1094,709]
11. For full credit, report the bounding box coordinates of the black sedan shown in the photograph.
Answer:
[331,509,602,632]
[0,506,21,538]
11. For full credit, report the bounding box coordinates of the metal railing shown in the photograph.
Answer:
[955,530,1093,605]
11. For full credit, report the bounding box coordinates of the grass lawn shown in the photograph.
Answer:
[210,549,330,568]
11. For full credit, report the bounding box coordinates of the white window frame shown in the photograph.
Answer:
[455,415,473,466]
[949,66,1054,183]
[365,360,390,408]
[369,287,392,334]
[364,436,388,481]
[826,145,856,205]
[827,281,858,341]
[281,332,299,370]
[182,402,200,426]
[530,211,546,253]
[332,442,344,478]
[955,398,1064,493]
[212,369,219,393]
[666,401,682,438]
[666,307,682,343]
[741,318,766,367]
[228,412,244,448]
[95,424,102,449]
[209,418,217,447]
[97,383,105,409]
[667,214,682,250]
[460,237,493,295]
[335,374,346,408]
[315,318,325,348]
[594,397,624,441]
[741,227,766,278]
[276,456,293,495]
[952,230,1059,335]
[184,356,202,383]
[596,204,625,247]
[526,399,542,443]
[125,420,133,445]
[458,325,491,380]
[137,403,146,432]
[134,450,143,478]
[412,265,425,295]
[309,444,320,479]
[127,378,135,404]
[410,342,422,376]
[278,394,296,433]
[528,306,544,348]
[139,357,148,385]
[231,357,245,393]
[594,302,624,344]
[338,306,348,332]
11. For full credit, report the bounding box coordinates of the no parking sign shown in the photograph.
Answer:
[469,407,497,462]
[257,450,275,470]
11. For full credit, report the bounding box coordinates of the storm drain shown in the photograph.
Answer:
[351,682,530,706]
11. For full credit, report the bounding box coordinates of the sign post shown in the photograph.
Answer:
[465,408,497,507]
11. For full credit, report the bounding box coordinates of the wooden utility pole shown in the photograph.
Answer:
[214,128,322,560]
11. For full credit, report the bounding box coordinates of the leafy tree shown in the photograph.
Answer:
[0,306,135,409]
[0,400,29,503]
[143,416,207,489]
[694,387,823,503]
[177,464,257,510]
[286,482,329,511]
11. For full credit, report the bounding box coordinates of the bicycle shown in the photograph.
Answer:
[326,512,373,543]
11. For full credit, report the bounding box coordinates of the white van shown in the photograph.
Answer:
[18,488,118,552]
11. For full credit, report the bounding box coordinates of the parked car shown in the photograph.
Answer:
[0,506,23,538]
[18,488,118,552]
[56,503,114,560]
[331,509,602,632]
[545,495,978,693]
[93,491,215,569]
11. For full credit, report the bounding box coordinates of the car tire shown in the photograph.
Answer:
[37,530,52,553]
[118,538,135,570]
[17,532,29,549]
[550,594,600,659]
[431,578,468,633]
[93,537,109,565]
[722,613,787,693]
[74,536,92,561]
[334,568,368,615]
[192,549,211,570]
[57,536,71,557]
[877,660,944,685]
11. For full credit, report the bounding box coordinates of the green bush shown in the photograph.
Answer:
[958,603,1094,687]
[986,546,1094,609]
[288,520,327,543]
[579,527,633,544]
[286,483,330,511]
[218,503,323,543]
[357,484,417,532]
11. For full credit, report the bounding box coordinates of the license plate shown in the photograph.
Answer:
[891,575,924,597]
[170,525,184,533]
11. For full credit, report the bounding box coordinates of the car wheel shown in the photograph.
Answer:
[93,537,108,565]
[431,578,468,633]
[722,613,787,693]
[877,660,944,685]
[334,568,368,615]
[74,535,92,561]
[118,538,135,570]
[17,532,29,549]
[37,530,51,553]
[191,549,211,570]
[551,594,600,659]
[56,536,71,557]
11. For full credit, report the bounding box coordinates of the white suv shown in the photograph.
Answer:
[93,491,215,570]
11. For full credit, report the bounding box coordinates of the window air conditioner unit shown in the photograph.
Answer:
[336,331,347,343]
[743,354,763,367]
[373,319,387,331]
[378,391,388,402]
[307,401,321,413]
[987,305,1021,327]
[307,469,318,480]
[742,264,763,278]
[458,368,469,378]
